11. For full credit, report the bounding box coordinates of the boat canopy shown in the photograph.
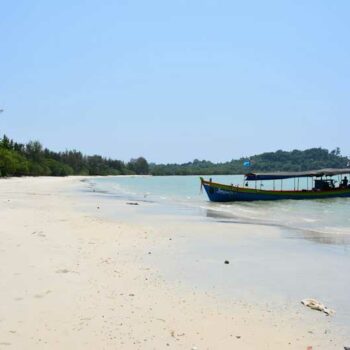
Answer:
[245,168,350,181]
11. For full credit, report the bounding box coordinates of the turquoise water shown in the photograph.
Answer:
[89,175,350,241]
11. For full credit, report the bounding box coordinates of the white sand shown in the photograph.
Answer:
[0,177,348,349]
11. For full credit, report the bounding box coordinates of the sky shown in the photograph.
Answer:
[0,0,349,163]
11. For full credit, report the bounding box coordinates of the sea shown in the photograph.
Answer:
[82,175,350,330]
[87,175,350,238]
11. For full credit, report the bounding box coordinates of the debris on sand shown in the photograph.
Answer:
[301,299,335,316]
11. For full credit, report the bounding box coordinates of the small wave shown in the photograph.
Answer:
[301,218,317,223]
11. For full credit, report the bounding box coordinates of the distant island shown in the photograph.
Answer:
[150,147,348,175]
[0,134,348,177]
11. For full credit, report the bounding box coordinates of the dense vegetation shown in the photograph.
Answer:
[149,148,349,175]
[0,135,149,177]
[0,134,348,177]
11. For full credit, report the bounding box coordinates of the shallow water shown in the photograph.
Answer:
[90,175,350,241]
[83,175,350,330]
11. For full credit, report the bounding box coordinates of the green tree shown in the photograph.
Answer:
[128,157,149,175]
[0,148,29,176]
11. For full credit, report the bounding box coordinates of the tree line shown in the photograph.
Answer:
[149,148,349,175]
[0,134,348,177]
[0,135,149,177]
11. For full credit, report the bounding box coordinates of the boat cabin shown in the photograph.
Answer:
[314,179,335,190]
[245,168,350,191]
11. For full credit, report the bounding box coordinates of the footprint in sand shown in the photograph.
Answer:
[32,231,46,237]
[55,269,78,274]
[34,290,52,298]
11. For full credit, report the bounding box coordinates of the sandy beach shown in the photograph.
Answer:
[0,177,348,349]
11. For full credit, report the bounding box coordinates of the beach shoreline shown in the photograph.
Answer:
[0,176,348,349]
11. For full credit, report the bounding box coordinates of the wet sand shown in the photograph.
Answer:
[0,176,349,349]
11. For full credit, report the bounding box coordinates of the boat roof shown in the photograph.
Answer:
[245,168,350,181]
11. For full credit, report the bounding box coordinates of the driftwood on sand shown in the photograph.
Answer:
[301,299,335,316]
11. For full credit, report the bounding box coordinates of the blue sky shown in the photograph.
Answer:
[1,0,349,163]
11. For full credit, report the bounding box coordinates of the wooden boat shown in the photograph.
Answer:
[201,168,350,202]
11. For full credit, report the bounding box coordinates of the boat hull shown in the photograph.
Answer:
[201,178,350,202]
